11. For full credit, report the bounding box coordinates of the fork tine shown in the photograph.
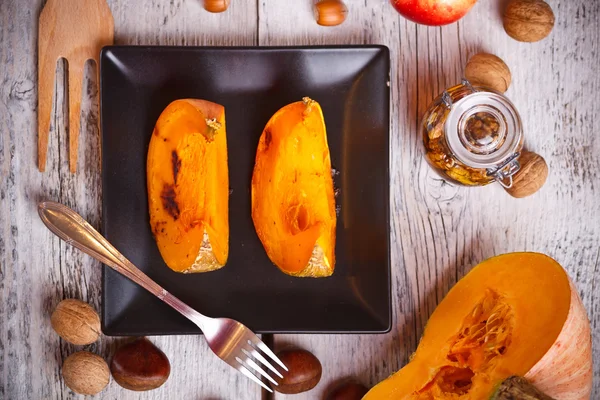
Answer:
[241,351,278,385]
[254,339,289,371]
[245,343,284,379]
[237,361,273,392]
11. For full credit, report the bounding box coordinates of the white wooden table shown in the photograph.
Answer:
[1,0,599,398]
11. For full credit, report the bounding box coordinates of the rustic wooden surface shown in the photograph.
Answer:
[1,0,598,399]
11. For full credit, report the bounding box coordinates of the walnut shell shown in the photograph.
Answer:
[465,53,512,93]
[62,351,110,395]
[503,0,555,42]
[505,150,548,198]
[51,299,101,345]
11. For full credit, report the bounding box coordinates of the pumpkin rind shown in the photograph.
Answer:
[364,252,592,400]
[251,98,336,277]
[524,279,592,399]
[147,99,228,273]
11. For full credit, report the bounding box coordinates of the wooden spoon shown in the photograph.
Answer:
[38,0,114,173]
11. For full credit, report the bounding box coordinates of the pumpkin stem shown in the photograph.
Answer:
[492,376,555,400]
[204,118,222,142]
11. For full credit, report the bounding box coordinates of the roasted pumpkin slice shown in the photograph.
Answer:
[364,252,592,400]
[147,99,228,273]
[251,97,336,277]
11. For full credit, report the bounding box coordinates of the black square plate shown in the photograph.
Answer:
[100,46,391,335]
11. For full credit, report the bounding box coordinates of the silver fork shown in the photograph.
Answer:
[38,201,287,392]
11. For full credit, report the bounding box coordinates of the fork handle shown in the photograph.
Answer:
[37,201,210,330]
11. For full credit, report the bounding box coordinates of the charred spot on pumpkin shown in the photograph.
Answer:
[151,220,167,235]
[160,184,180,220]
[171,150,181,184]
[153,127,160,136]
[264,128,272,150]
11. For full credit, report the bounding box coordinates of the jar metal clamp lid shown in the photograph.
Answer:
[442,80,523,188]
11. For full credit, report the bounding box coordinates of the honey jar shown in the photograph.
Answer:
[421,80,524,187]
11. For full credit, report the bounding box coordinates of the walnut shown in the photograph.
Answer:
[505,150,549,198]
[62,351,110,395]
[503,0,555,42]
[465,53,512,93]
[51,299,101,345]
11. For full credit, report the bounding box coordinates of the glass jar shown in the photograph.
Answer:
[421,80,524,187]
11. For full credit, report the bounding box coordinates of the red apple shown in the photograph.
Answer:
[391,0,477,26]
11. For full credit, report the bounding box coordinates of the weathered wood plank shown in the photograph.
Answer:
[259,0,600,399]
[1,0,259,399]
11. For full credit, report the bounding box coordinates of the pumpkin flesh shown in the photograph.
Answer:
[365,253,591,400]
[251,98,336,277]
[147,99,228,273]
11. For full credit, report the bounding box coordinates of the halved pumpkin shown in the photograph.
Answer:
[364,252,592,400]
[147,99,228,273]
[251,97,336,277]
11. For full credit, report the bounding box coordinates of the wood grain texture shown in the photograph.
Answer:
[1,0,599,399]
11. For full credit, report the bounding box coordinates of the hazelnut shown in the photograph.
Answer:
[272,348,322,394]
[505,150,549,198]
[111,337,171,391]
[315,0,348,27]
[503,0,555,42]
[203,0,230,13]
[62,351,110,395]
[465,53,512,93]
[51,299,101,345]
